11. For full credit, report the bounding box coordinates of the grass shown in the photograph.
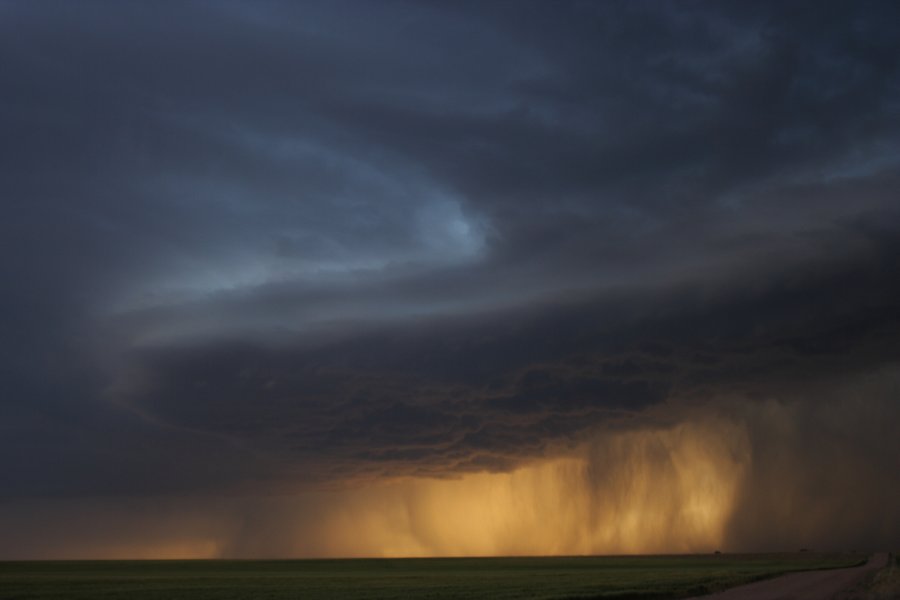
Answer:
[840,552,900,600]
[0,553,866,600]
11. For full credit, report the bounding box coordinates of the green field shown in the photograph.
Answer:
[0,553,865,600]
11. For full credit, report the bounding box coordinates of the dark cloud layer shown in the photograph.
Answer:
[1,1,899,556]
[110,227,900,487]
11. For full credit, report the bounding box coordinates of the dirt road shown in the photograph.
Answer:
[693,553,889,600]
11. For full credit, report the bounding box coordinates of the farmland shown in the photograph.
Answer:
[0,553,865,599]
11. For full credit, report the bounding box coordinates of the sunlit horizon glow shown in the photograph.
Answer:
[2,415,756,560]
[8,374,897,561]
[305,419,748,558]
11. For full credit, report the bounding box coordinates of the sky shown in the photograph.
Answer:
[1,0,899,559]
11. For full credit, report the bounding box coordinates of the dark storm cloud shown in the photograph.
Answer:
[1,0,899,508]
[110,220,900,487]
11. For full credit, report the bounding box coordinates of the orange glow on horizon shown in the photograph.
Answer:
[1,416,752,560]
[299,417,750,558]
[7,380,899,561]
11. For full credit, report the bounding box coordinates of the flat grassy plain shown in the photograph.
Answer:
[0,553,865,600]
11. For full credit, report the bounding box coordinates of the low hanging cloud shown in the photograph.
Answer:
[3,365,898,559]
